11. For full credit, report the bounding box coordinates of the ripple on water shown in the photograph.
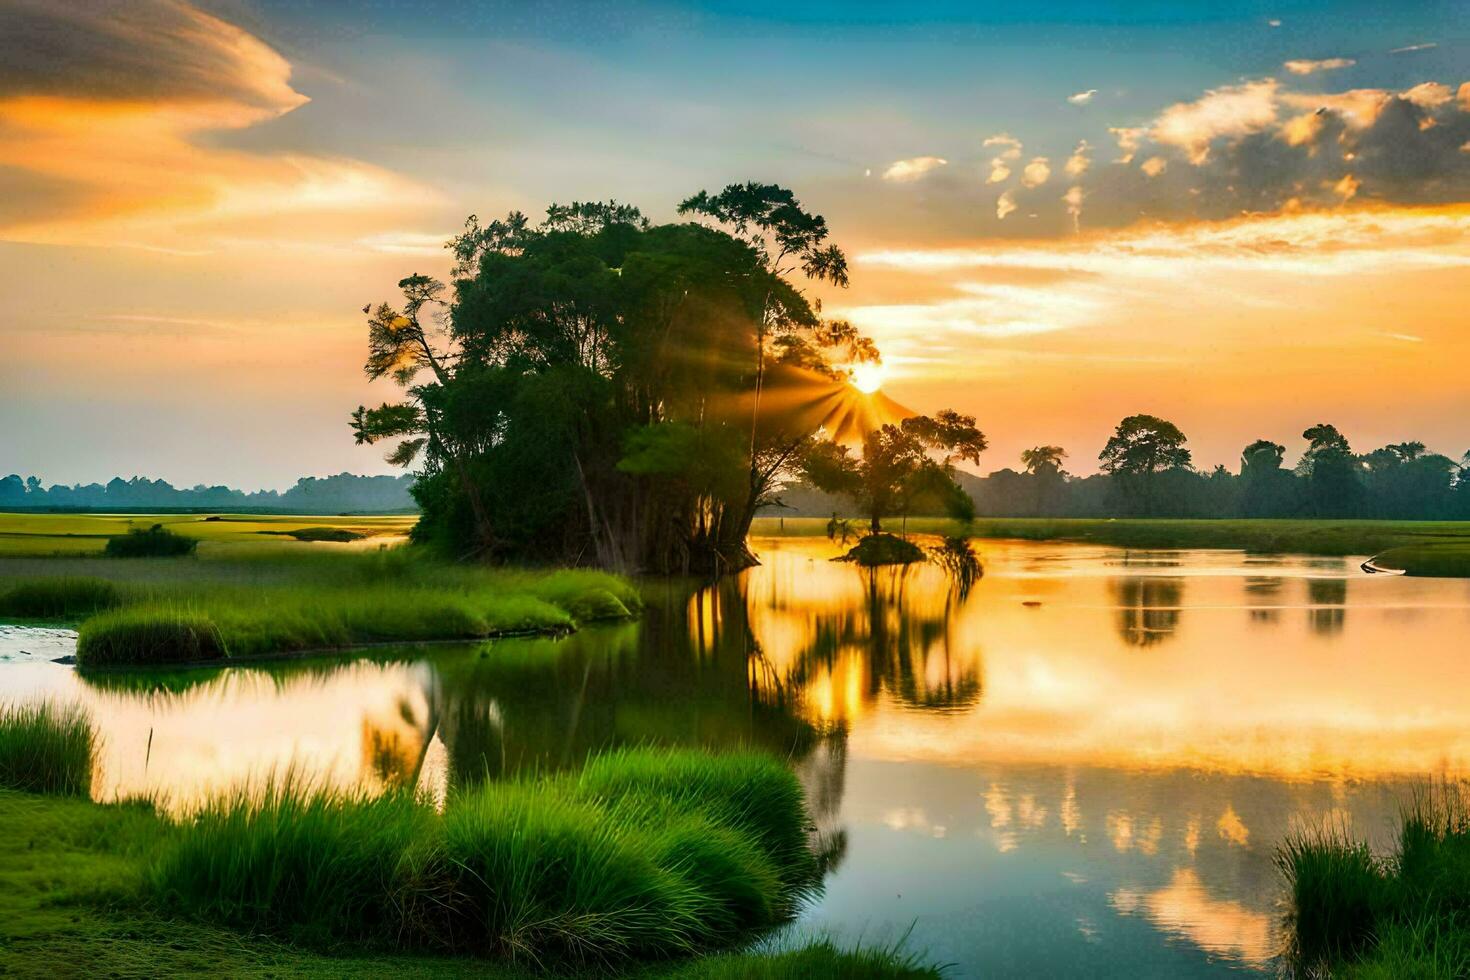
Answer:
[0,624,78,664]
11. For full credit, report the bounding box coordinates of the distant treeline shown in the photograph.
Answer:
[773,416,1470,521]
[0,472,416,514]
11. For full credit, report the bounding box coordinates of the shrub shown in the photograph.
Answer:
[104,524,198,558]
[0,577,120,618]
[284,527,365,543]
[837,533,924,567]
[77,607,227,666]
[0,702,96,796]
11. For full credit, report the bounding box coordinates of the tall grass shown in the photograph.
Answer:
[14,552,641,667]
[1279,786,1470,978]
[148,749,815,969]
[0,577,119,618]
[0,702,96,796]
[104,524,199,558]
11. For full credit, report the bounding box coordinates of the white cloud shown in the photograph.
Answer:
[996,191,1017,220]
[1021,157,1052,188]
[882,156,948,182]
[1109,126,1146,163]
[987,159,1012,184]
[1062,185,1085,231]
[1390,42,1437,54]
[1141,155,1168,177]
[983,133,1023,160]
[1065,140,1092,178]
[1150,79,1280,164]
[1068,89,1097,106]
[1284,57,1356,75]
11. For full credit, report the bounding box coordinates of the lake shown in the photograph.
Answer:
[4,537,1469,976]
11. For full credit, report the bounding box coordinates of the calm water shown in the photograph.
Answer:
[4,537,1470,977]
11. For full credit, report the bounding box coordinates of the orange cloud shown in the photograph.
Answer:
[0,0,438,250]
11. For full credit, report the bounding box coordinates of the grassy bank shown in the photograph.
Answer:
[0,705,934,978]
[753,516,1470,573]
[0,512,417,558]
[1367,542,1470,578]
[0,550,641,667]
[1279,788,1470,978]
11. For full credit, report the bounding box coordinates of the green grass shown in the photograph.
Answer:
[104,523,200,557]
[754,516,1470,573]
[0,547,641,667]
[0,576,119,618]
[0,513,417,558]
[0,702,96,796]
[150,749,817,970]
[1279,787,1470,978]
[1369,543,1470,578]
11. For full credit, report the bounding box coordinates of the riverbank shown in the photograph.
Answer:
[1280,787,1470,978]
[0,550,640,667]
[0,706,936,979]
[752,517,1470,575]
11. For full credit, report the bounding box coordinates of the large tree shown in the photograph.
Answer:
[1297,423,1362,517]
[354,193,874,573]
[1098,414,1191,515]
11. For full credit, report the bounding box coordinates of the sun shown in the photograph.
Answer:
[849,361,886,394]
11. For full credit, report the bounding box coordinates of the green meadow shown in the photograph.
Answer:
[0,706,936,978]
[753,516,1470,575]
[0,512,417,558]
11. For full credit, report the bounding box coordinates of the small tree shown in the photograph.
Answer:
[801,411,986,534]
[1021,445,1068,515]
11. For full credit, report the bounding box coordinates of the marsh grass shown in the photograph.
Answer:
[0,576,119,618]
[0,702,96,796]
[149,749,814,969]
[1280,786,1470,978]
[104,524,199,558]
[0,550,641,666]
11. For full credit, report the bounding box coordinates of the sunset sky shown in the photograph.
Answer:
[2,0,1468,488]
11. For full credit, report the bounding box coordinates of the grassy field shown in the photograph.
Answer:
[752,516,1470,575]
[1279,787,1470,978]
[0,541,639,667]
[0,704,936,979]
[0,512,417,558]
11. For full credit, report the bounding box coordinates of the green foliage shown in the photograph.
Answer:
[78,607,228,666]
[278,526,366,543]
[1371,543,1470,577]
[0,702,95,796]
[0,790,932,978]
[0,577,119,618]
[149,749,818,969]
[661,938,944,980]
[104,523,198,558]
[362,186,875,572]
[802,413,986,533]
[1279,787,1470,978]
[837,533,926,566]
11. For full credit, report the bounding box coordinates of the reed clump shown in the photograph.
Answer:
[1279,786,1470,978]
[0,701,96,796]
[149,748,816,969]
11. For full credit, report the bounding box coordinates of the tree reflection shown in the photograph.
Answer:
[1112,577,1186,647]
[744,564,984,720]
[1306,578,1348,635]
[1244,576,1283,624]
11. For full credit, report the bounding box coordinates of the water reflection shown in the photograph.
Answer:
[1111,577,1186,647]
[1306,577,1349,635]
[5,538,1470,977]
